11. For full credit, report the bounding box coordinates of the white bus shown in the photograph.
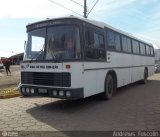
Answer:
[19,16,155,100]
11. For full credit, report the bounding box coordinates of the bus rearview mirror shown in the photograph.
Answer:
[24,41,27,50]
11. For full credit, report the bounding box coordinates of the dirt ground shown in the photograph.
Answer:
[0,65,20,93]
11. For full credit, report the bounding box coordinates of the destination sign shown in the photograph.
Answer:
[27,20,62,31]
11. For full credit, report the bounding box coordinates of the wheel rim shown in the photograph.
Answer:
[108,80,113,95]
[106,75,113,98]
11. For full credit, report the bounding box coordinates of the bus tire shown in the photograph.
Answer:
[141,69,148,84]
[103,74,114,100]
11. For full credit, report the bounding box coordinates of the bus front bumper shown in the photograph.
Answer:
[19,84,84,100]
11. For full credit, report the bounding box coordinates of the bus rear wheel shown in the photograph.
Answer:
[103,74,114,100]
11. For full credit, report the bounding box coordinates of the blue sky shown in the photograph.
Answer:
[0,0,160,57]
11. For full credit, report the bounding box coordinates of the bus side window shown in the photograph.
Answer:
[106,30,121,51]
[151,47,154,56]
[132,40,140,54]
[87,30,94,46]
[85,30,105,60]
[140,43,146,55]
[146,45,150,55]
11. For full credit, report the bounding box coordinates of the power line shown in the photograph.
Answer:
[49,0,83,17]
[70,0,87,18]
[87,0,99,17]
[49,0,99,18]
[70,0,84,8]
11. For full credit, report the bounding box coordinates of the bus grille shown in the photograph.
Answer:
[21,72,71,87]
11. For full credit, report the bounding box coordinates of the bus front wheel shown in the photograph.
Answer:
[103,74,114,100]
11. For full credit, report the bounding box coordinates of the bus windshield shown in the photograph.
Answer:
[24,25,81,61]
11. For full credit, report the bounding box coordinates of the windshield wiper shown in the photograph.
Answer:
[30,45,44,63]
[29,46,61,63]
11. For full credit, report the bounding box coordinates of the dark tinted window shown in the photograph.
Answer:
[146,45,150,55]
[94,33,104,48]
[46,26,81,60]
[85,30,105,60]
[132,40,140,54]
[140,43,146,55]
[106,30,121,51]
[150,47,154,56]
[121,36,132,52]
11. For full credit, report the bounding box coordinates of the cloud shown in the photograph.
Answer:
[90,0,142,18]
[0,37,24,57]
[135,3,160,48]
[0,0,140,19]
[0,0,160,52]
[0,0,85,19]
[88,0,160,48]
[136,32,160,49]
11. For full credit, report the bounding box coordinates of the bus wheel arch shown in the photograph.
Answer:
[103,70,117,100]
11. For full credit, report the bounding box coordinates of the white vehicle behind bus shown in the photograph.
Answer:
[19,16,155,100]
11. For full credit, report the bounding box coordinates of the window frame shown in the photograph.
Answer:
[104,27,154,57]
[84,24,106,61]
[132,39,140,55]
[105,28,135,54]
[106,28,121,51]
[139,42,146,55]
[121,35,132,53]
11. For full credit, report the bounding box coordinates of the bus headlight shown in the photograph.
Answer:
[30,88,35,94]
[66,91,71,97]
[59,91,64,96]
[21,88,25,93]
[52,90,57,96]
[26,88,30,93]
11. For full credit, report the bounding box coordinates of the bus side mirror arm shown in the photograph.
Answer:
[24,41,27,50]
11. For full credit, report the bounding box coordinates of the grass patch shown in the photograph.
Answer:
[0,88,21,99]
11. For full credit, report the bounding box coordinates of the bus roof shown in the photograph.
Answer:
[27,16,153,47]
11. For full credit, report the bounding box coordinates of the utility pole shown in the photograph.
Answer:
[84,0,87,18]
[50,0,99,18]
